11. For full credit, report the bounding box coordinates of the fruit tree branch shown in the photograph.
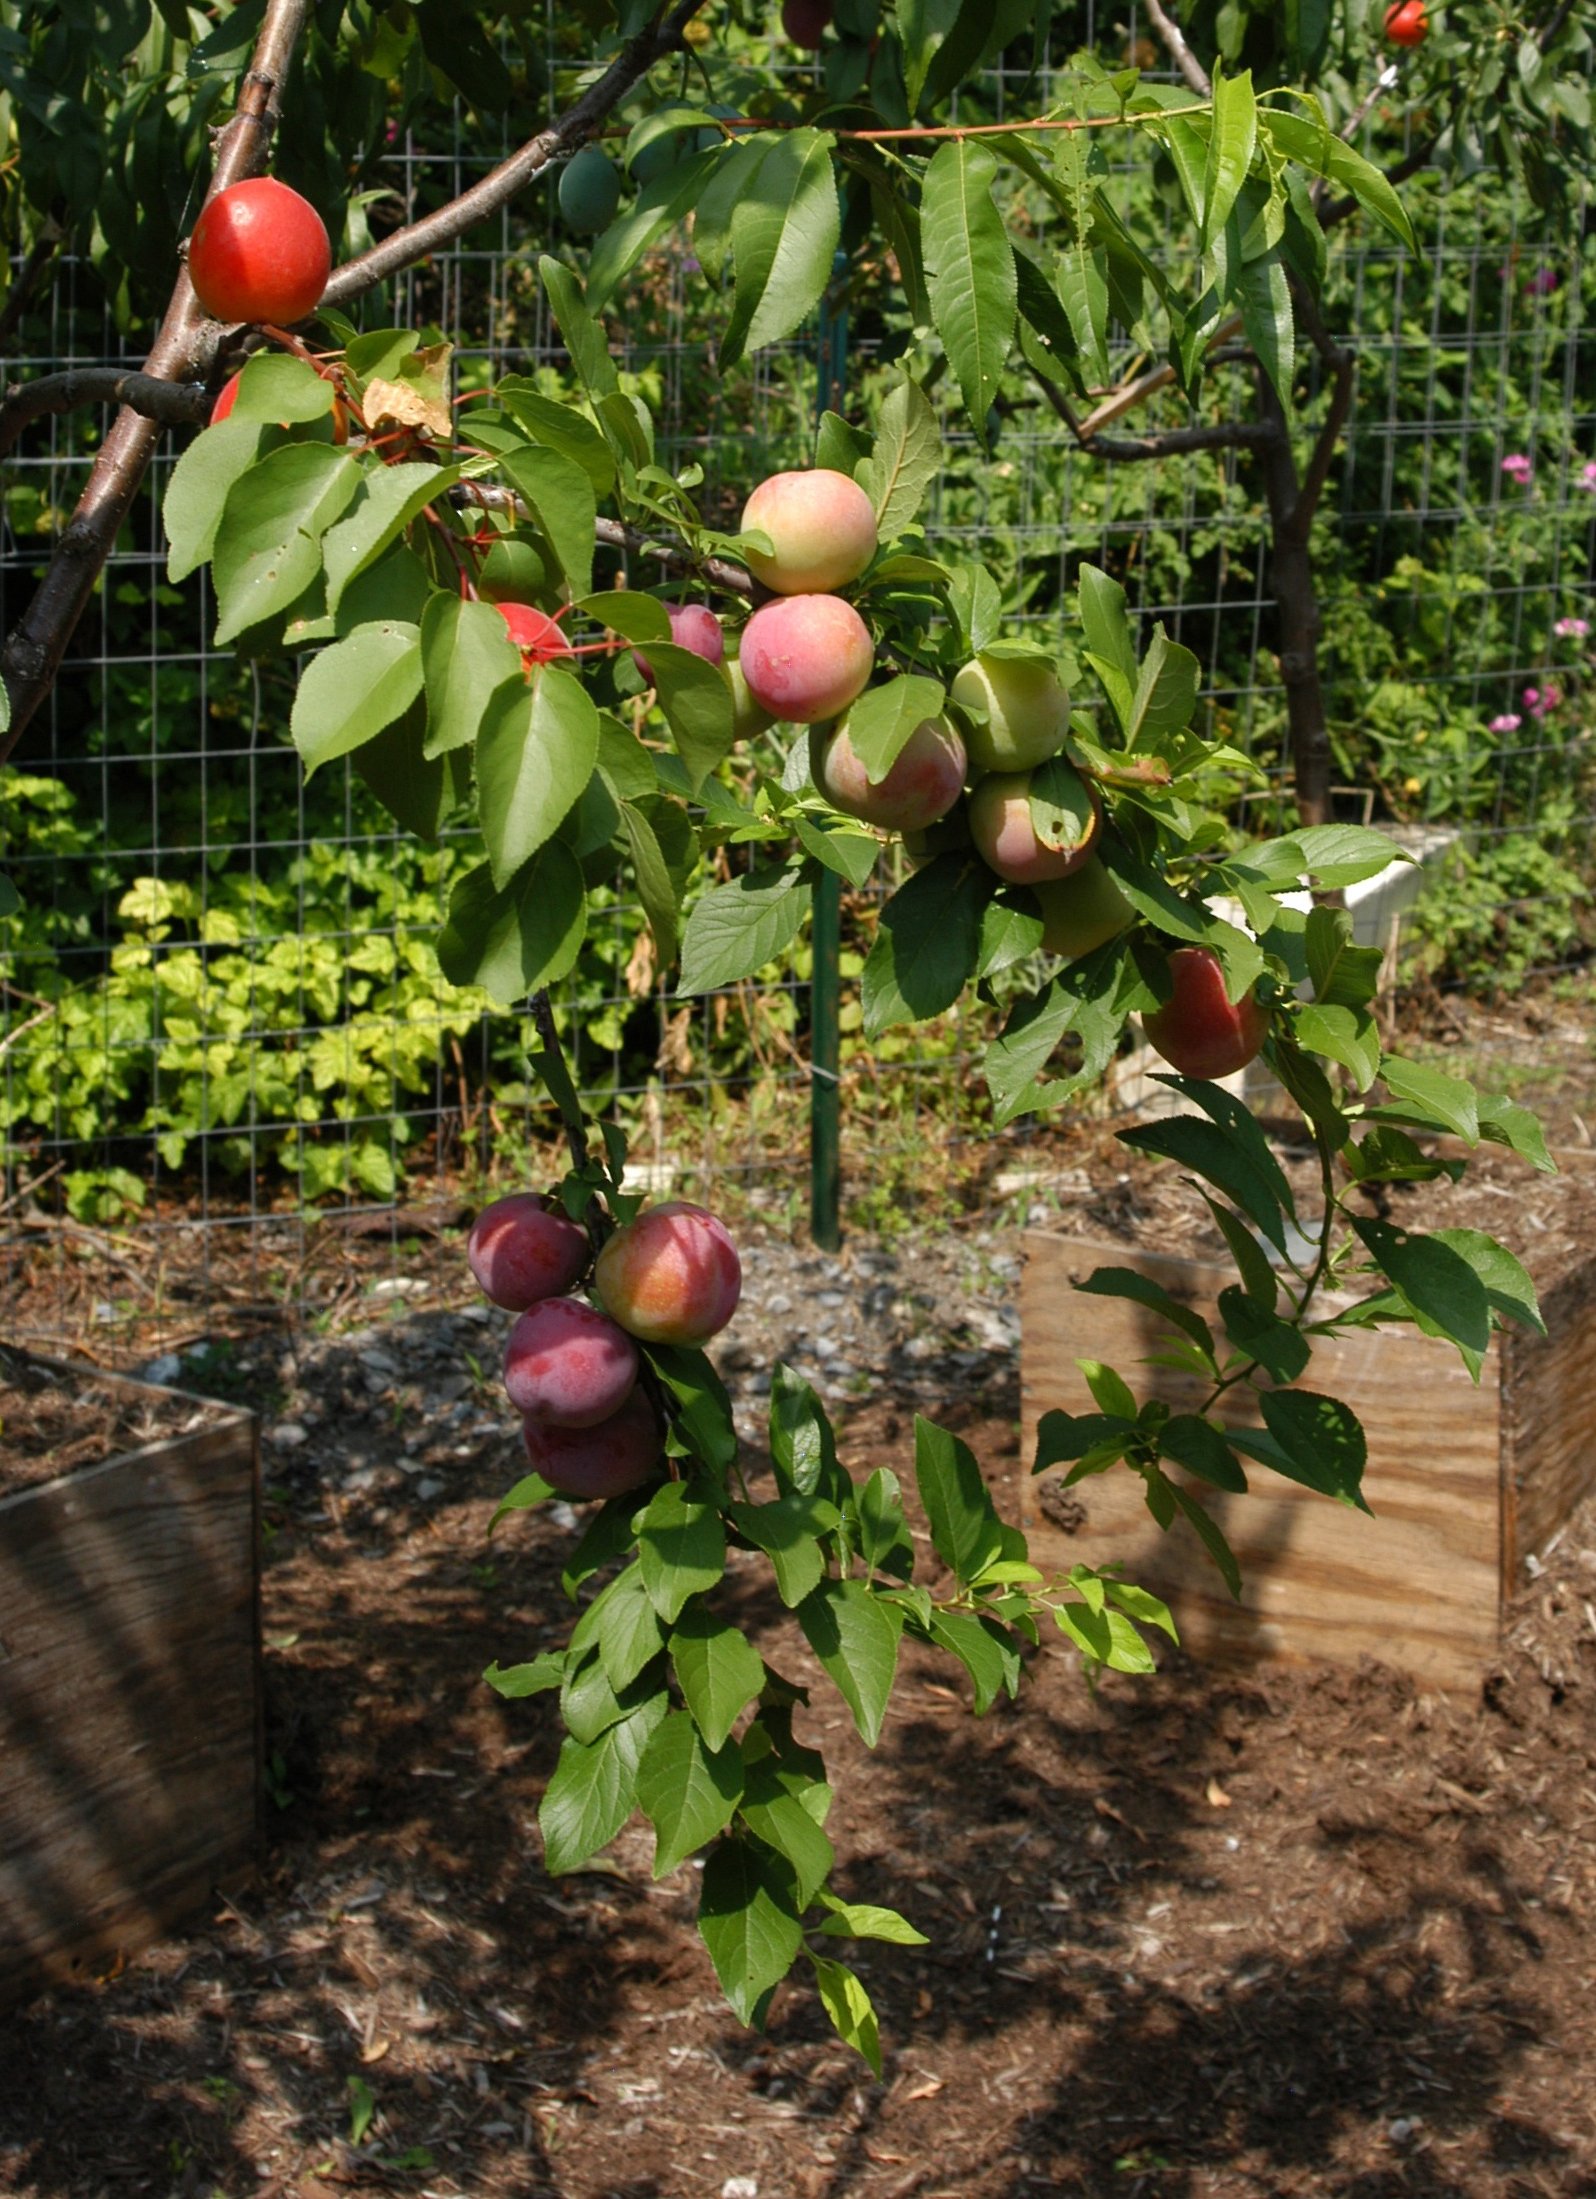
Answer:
[320,0,711,312]
[1144,0,1212,99]
[0,0,311,765]
[0,370,210,461]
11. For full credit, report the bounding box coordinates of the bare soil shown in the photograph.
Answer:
[3,1144,1596,2199]
[0,1344,241,1499]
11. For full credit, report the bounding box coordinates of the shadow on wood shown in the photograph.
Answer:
[0,1364,261,2008]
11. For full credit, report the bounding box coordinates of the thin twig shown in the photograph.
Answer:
[1033,370,1277,461]
[321,0,714,312]
[1072,314,1244,440]
[1144,0,1212,98]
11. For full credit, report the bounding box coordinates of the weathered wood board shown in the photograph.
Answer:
[0,1377,261,2009]
[1019,1231,1536,1692]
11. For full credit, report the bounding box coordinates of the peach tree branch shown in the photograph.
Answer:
[0,369,209,460]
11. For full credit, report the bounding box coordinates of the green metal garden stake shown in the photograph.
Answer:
[809,251,849,1253]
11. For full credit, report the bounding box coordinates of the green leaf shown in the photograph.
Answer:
[1120,1114,1286,1251]
[435,843,587,1005]
[862,853,993,1036]
[1350,1217,1492,1359]
[858,378,941,540]
[212,444,361,644]
[587,147,720,313]
[678,863,812,996]
[1246,824,1409,891]
[647,642,737,790]
[927,1607,1021,1713]
[817,1895,929,1946]
[645,1341,740,1481]
[853,1468,915,1581]
[913,1416,1005,1584]
[920,139,1016,434]
[1216,1286,1310,1383]
[637,1481,727,1623]
[1202,67,1258,250]
[323,461,456,611]
[569,1563,666,1693]
[1295,1002,1381,1090]
[636,1709,744,1877]
[1254,1389,1369,1509]
[620,800,682,966]
[739,1755,834,1906]
[669,1606,766,1752]
[290,621,423,772]
[796,1579,903,1747]
[1168,1479,1243,1597]
[539,1696,667,1874]
[721,128,840,366]
[476,665,600,889]
[1478,1096,1555,1174]
[698,1838,804,2026]
[164,417,267,582]
[539,257,620,397]
[768,1365,847,1505]
[498,445,595,599]
[1431,1228,1545,1338]
[793,814,881,889]
[1126,624,1201,745]
[1258,107,1415,251]
[561,1650,662,1746]
[1076,1264,1217,1361]
[809,1954,882,2078]
[1238,248,1293,410]
[1077,563,1137,726]
[729,1493,837,1609]
[420,593,521,757]
[841,674,947,783]
[482,1653,565,1699]
[1033,1406,1134,1474]
[494,381,616,494]
[351,698,468,841]
[0,874,19,920]
[1378,1056,1481,1144]
[1200,1193,1280,1310]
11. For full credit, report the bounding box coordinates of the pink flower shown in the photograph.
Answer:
[1488,714,1522,734]
[1553,617,1590,640]
[1523,684,1562,719]
[1580,462,1596,492]
[1501,454,1533,485]
[1525,268,1560,296]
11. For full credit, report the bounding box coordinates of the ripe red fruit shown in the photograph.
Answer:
[1143,947,1269,1081]
[467,1193,589,1311]
[594,1201,742,1347]
[522,1388,662,1501]
[503,1298,640,1428]
[782,0,834,47]
[187,178,331,327]
[633,602,725,685]
[1383,0,1428,47]
[496,602,574,663]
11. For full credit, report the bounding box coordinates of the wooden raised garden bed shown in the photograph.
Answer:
[0,1350,262,2009]
[1019,1226,1596,1693]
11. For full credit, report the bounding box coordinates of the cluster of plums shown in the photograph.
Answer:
[466,1195,742,1500]
[489,462,1267,1082]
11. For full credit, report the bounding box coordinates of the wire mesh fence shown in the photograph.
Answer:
[2,18,1593,1349]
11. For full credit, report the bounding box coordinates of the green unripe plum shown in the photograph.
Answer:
[629,130,682,187]
[968,767,1101,885]
[722,653,776,742]
[739,594,874,724]
[1030,856,1134,959]
[952,653,1073,774]
[477,538,546,602]
[811,712,966,834]
[559,145,622,233]
[740,468,878,595]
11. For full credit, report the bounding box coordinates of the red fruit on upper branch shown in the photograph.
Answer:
[188,178,331,326]
[1383,0,1428,48]
[1142,946,1269,1081]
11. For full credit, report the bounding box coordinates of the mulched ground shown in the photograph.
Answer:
[1,1208,1594,2196]
[3,988,1596,2198]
